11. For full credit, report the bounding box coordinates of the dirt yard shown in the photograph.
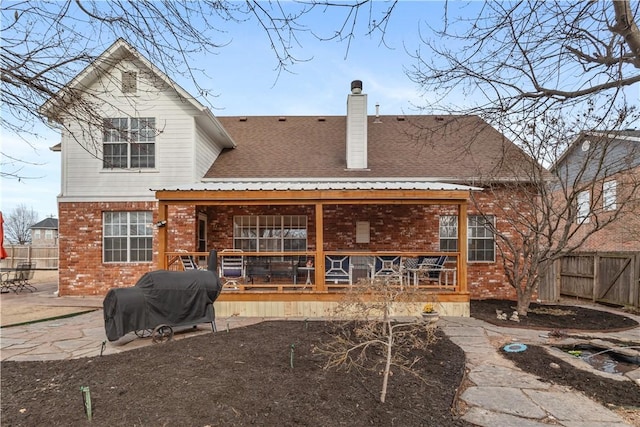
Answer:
[1,299,638,426]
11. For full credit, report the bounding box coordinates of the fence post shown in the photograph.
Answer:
[592,254,598,303]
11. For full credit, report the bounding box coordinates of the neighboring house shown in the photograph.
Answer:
[551,130,640,252]
[30,218,59,246]
[41,39,538,317]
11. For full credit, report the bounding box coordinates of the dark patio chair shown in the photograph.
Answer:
[1,269,20,293]
[12,262,37,293]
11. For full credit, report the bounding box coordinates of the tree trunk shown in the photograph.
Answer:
[516,292,532,316]
[380,320,393,404]
[612,0,640,67]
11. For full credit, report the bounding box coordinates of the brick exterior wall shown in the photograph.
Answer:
[567,165,640,252]
[59,194,521,299]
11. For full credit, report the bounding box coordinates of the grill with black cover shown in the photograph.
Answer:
[103,251,222,342]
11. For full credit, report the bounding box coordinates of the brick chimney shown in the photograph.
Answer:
[346,80,368,169]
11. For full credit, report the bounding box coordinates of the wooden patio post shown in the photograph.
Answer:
[314,202,326,291]
[458,201,468,294]
[158,202,168,270]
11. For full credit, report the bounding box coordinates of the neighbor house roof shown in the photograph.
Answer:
[206,115,536,184]
[30,218,58,230]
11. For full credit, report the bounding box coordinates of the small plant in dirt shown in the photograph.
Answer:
[316,277,438,403]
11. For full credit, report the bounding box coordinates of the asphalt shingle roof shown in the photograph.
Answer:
[208,115,533,183]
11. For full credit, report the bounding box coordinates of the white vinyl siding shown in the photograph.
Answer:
[59,58,213,200]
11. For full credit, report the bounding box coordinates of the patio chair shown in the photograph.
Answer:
[414,256,448,286]
[325,255,351,285]
[220,249,245,290]
[372,256,403,284]
[179,255,198,270]
[1,268,20,293]
[11,262,37,293]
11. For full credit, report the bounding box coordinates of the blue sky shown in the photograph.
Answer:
[2,1,462,221]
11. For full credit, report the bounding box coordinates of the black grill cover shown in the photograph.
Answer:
[103,269,222,342]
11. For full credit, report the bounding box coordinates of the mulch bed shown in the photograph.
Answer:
[1,321,471,426]
[471,299,639,331]
[2,301,639,426]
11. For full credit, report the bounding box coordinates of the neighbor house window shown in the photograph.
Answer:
[233,215,307,253]
[103,117,156,169]
[603,180,617,211]
[33,230,41,239]
[45,229,53,239]
[576,190,590,223]
[121,71,137,94]
[439,215,495,262]
[103,211,153,263]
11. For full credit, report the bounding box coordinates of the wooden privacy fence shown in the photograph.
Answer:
[538,252,640,308]
[0,245,59,270]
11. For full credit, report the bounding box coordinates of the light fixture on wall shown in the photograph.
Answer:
[155,220,167,228]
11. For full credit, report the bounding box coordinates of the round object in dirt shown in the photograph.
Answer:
[503,343,527,353]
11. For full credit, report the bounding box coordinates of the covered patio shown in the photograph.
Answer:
[155,181,475,317]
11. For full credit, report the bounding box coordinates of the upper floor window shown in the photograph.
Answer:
[103,117,156,169]
[576,190,590,223]
[439,215,496,262]
[121,71,137,94]
[45,229,54,239]
[103,211,153,263]
[603,180,617,211]
[233,215,307,253]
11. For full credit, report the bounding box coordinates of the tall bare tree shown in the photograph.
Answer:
[472,112,640,315]
[1,1,398,178]
[403,0,640,314]
[4,204,39,244]
[410,1,639,116]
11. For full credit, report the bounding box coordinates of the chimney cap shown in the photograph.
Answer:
[351,80,363,94]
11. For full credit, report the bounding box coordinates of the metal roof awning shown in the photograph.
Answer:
[153,179,481,192]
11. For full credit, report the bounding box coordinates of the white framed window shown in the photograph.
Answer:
[468,216,496,262]
[439,216,458,252]
[233,215,307,253]
[45,229,53,239]
[33,230,41,239]
[103,117,156,169]
[603,180,617,211]
[576,190,590,223]
[439,215,495,262]
[103,211,153,263]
